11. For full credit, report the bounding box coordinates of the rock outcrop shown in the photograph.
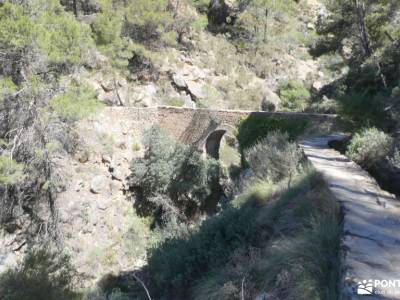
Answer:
[260,89,281,112]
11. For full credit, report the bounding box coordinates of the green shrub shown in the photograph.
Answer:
[0,156,24,186]
[346,127,393,168]
[245,132,303,185]
[0,247,78,300]
[0,2,36,48]
[50,83,103,121]
[220,143,241,168]
[0,78,17,104]
[124,0,174,43]
[0,1,94,66]
[91,8,133,69]
[92,11,123,46]
[38,11,94,65]
[129,125,220,221]
[279,80,311,112]
[237,115,308,151]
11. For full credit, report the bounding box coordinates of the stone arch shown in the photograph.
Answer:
[203,124,237,159]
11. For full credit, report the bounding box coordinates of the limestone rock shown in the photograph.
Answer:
[311,81,324,93]
[96,199,109,211]
[307,22,315,30]
[183,95,196,108]
[111,168,125,181]
[172,73,187,89]
[100,79,115,92]
[90,175,111,194]
[102,154,112,164]
[261,89,281,112]
[98,91,120,106]
[131,84,158,107]
[187,81,207,100]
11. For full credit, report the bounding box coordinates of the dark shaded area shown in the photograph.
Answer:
[207,0,238,29]
[367,163,400,197]
[205,129,226,159]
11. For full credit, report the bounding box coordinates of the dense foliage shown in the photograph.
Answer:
[0,247,77,300]
[314,0,400,130]
[129,126,220,227]
[346,127,393,168]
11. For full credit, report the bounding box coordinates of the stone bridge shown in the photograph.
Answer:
[100,106,337,159]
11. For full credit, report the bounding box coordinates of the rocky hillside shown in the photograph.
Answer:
[76,0,337,112]
[0,0,333,284]
[2,0,399,299]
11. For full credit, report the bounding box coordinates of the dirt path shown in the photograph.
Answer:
[300,135,400,300]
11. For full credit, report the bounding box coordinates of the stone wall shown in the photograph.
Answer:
[95,106,337,148]
[157,106,337,146]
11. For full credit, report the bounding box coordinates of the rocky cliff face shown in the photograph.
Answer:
[0,108,158,285]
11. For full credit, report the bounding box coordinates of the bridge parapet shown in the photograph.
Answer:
[157,106,337,146]
[96,106,337,153]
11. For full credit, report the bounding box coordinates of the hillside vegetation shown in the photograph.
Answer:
[0,0,399,299]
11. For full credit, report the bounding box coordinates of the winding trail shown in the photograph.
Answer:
[300,135,400,300]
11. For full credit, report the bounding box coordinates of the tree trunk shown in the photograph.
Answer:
[354,0,387,88]
[354,0,372,56]
[72,0,78,17]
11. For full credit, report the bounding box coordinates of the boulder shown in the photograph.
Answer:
[100,80,115,92]
[102,154,112,164]
[98,91,120,106]
[172,73,187,89]
[111,168,125,181]
[90,175,111,194]
[307,22,315,30]
[311,81,324,93]
[187,81,207,100]
[261,89,281,112]
[96,199,109,211]
[183,95,196,108]
[130,84,158,107]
